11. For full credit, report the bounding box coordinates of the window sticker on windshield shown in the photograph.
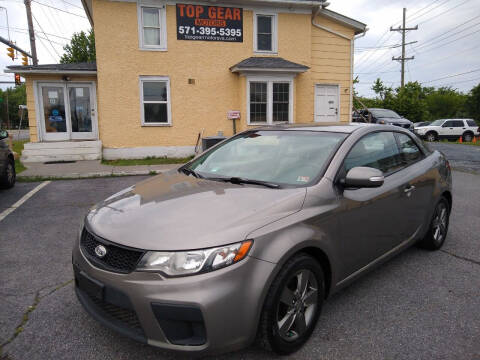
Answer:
[297,176,310,183]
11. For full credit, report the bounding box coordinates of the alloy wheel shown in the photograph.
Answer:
[276,269,318,342]
[464,134,473,142]
[432,202,448,245]
[427,133,435,142]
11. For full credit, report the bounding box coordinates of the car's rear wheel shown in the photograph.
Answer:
[257,253,324,355]
[0,159,16,189]
[419,197,450,250]
[463,132,473,142]
[426,132,437,142]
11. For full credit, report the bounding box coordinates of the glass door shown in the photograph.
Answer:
[39,82,97,141]
[67,84,96,140]
[39,83,69,141]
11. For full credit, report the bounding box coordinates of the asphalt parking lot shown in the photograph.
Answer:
[1,145,479,360]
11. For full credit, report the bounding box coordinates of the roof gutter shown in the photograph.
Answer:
[4,69,97,75]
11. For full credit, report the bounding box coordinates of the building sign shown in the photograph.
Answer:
[176,4,243,42]
[227,110,241,119]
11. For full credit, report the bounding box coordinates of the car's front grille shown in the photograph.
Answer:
[80,228,145,274]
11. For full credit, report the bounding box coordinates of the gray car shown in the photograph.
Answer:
[72,124,452,355]
[0,130,16,189]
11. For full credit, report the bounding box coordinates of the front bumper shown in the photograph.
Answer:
[72,236,276,354]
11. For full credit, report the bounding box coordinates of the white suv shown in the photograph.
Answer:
[414,119,479,142]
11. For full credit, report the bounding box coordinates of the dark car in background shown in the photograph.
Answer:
[353,108,414,131]
[0,130,16,189]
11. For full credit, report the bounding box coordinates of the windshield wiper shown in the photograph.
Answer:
[180,167,203,178]
[207,176,280,188]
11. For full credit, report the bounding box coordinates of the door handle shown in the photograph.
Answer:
[404,185,415,193]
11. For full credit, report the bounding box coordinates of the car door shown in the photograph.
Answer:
[336,131,408,278]
[440,120,458,139]
[394,132,435,240]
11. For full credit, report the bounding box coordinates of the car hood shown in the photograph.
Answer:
[86,170,307,251]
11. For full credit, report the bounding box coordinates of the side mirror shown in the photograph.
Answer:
[344,167,384,188]
[0,130,8,140]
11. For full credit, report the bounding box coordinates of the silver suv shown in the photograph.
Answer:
[414,119,479,142]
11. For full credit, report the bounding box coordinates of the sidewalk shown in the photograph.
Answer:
[18,160,179,179]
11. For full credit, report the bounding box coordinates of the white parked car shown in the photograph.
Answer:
[414,119,479,142]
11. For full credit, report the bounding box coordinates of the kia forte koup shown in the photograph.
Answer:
[73,124,452,355]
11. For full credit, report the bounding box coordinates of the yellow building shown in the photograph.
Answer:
[6,0,366,162]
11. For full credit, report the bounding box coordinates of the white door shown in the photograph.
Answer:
[39,82,97,141]
[39,83,69,141]
[315,84,339,122]
[67,83,97,140]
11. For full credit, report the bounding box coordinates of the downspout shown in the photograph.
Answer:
[312,5,368,123]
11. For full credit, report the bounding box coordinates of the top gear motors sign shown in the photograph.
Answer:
[176,4,243,42]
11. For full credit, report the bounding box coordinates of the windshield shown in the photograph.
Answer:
[430,119,445,126]
[369,109,401,119]
[186,130,347,186]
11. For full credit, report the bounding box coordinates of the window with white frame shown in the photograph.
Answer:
[139,5,167,50]
[254,13,277,53]
[140,77,171,125]
[248,78,292,124]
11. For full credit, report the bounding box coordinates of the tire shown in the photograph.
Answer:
[426,132,437,142]
[463,132,473,142]
[257,253,324,355]
[418,197,450,250]
[0,158,16,189]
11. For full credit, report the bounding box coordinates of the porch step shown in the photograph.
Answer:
[21,140,102,163]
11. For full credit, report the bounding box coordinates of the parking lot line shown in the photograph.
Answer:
[0,181,51,222]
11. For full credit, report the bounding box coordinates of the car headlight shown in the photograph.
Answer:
[136,240,253,276]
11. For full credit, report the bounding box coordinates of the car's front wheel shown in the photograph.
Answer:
[257,253,324,355]
[419,197,450,250]
[0,159,16,189]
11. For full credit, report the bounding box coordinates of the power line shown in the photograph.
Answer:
[31,0,86,18]
[32,12,61,59]
[417,0,473,25]
[421,68,480,84]
[0,25,71,40]
[60,0,84,11]
[413,21,480,51]
[413,28,479,55]
[407,0,451,23]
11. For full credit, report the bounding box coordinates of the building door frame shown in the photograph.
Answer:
[34,80,98,142]
[314,83,340,123]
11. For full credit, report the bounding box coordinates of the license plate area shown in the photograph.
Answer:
[76,270,104,300]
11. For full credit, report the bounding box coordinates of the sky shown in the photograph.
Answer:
[1,0,479,97]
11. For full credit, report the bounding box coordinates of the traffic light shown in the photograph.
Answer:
[22,54,29,66]
[15,73,21,86]
[7,47,15,61]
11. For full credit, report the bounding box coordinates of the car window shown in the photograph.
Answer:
[443,121,454,127]
[188,130,347,186]
[344,132,404,175]
[395,133,422,165]
[466,120,477,127]
[452,120,464,127]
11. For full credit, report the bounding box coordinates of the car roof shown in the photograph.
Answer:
[252,123,383,134]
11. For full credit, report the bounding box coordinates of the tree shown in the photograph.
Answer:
[465,83,480,122]
[372,78,392,101]
[0,85,28,129]
[425,87,467,120]
[60,30,96,64]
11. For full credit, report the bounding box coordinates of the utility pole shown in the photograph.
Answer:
[390,8,418,88]
[24,0,38,65]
